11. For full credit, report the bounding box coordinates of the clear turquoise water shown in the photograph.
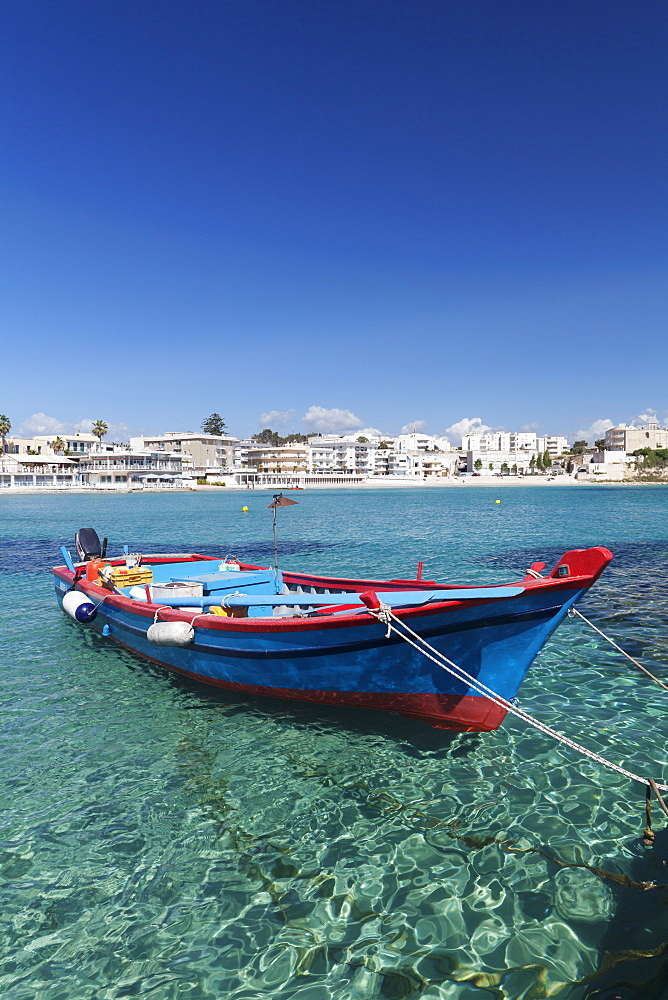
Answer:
[1,486,667,999]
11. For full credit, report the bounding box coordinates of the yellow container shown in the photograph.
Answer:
[108,566,154,587]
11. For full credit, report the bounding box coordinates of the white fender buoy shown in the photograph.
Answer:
[63,591,98,623]
[147,621,194,647]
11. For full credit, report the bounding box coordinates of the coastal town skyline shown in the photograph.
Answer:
[5,403,668,448]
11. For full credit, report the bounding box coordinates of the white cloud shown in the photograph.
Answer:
[571,418,614,443]
[16,412,129,441]
[442,416,493,446]
[521,422,540,432]
[302,405,364,433]
[633,408,658,425]
[354,426,384,438]
[400,419,428,434]
[17,413,69,436]
[259,408,296,427]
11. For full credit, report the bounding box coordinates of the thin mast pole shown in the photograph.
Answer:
[273,503,279,574]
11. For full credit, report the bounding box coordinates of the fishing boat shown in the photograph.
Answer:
[52,517,613,733]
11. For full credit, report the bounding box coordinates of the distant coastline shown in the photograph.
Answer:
[2,474,666,496]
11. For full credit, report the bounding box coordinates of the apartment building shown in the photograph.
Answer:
[131,432,238,475]
[76,450,186,487]
[536,436,568,456]
[604,420,668,452]
[243,444,309,475]
[5,432,100,455]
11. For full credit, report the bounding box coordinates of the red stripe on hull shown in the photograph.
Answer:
[108,635,507,732]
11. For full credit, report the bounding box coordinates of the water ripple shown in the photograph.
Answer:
[1,487,668,998]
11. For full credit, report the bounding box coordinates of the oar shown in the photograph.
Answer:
[143,586,524,609]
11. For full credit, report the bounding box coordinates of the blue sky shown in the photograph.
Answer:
[1,0,667,443]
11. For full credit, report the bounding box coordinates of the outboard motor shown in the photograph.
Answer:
[75,528,108,562]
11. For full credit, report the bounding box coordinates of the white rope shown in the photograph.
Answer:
[568,607,668,693]
[370,603,668,791]
[190,612,214,628]
[221,591,243,608]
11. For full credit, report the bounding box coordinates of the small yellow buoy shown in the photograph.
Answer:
[242,506,249,512]
[495,499,501,504]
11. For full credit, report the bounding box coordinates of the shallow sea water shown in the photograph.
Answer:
[1,486,667,1000]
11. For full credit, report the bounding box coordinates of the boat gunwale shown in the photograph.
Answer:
[52,546,611,634]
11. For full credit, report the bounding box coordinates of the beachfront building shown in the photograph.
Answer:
[394,433,452,452]
[465,449,535,474]
[604,420,668,452]
[130,432,238,478]
[402,451,459,478]
[76,449,188,488]
[462,429,569,474]
[0,453,79,488]
[536,435,568,457]
[576,451,634,480]
[4,431,100,456]
[243,444,309,476]
[462,431,567,457]
[308,438,382,476]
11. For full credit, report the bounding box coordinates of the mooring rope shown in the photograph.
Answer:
[368,603,668,793]
[568,606,668,693]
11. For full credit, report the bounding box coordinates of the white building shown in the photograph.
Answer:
[131,432,238,475]
[0,454,79,488]
[76,450,188,488]
[308,438,381,476]
[5,432,100,456]
[466,450,536,474]
[576,451,632,481]
[536,436,568,456]
[604,420,668,452]
[394,433,451,452]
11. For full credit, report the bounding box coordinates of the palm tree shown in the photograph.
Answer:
[0,414,11,453]
[92,420,108,448]
[51,436,66,454]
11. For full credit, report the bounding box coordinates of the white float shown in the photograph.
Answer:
[62,591,98,623]
[146,621,195,647]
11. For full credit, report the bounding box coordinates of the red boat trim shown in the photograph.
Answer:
[53,569,597,634]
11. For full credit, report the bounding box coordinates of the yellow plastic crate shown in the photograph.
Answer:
[108,566,154,586]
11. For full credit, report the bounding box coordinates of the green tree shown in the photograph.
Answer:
[252,428,309,446]
[51,436,66,454]
[529,455,536,473]
[594,439,606,451]
[201,413,227,435]
[511,463,518,474]
[501,462,509,475]
[543,449,551,469]
[536,452,544,471]
[253,427,280,445]
[633,447,668,468]
[474,458,483,471]
[0,414,10,453]
[488,463,494,472]
[92,420,108,445]
[379,441,388,450]
[357,436,369,443]
[572,440,588,455]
